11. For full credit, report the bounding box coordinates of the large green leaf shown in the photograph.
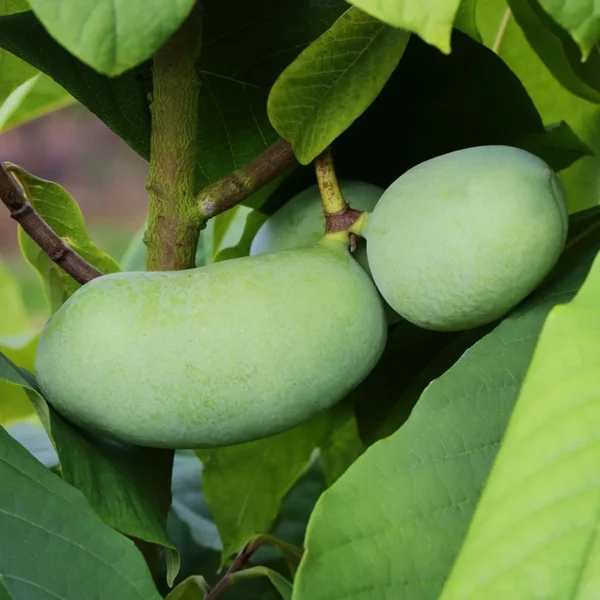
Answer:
[477,0,600,212]
[507,0,600,103]
[27,0,196,76]
[9,165,120,312]
[268,7,410,164]
[0,352,179,580]
[440,252,600,598]
[197,415,329,563]
[538,0,600,59]
[291,208,600,600]
[0,426,161,600]
[347,0,461,53]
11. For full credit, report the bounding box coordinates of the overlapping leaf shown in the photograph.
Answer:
[292,208,600,600]
[27,0,197,76]
[268,7,410,164]
[440,249,600,598]
[347,0,461,53]
[0,352,179,582]
[0,426,162,600]
[9,165,120,312]
[538,0,600,59]
[508,0,600,103]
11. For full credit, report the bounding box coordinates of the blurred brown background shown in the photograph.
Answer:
[0,104,150,318]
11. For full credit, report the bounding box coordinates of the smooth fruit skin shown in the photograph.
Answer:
[251,180,382,270]
[35,239,387,449]
[366,146,568,332]
[251,180,401,323]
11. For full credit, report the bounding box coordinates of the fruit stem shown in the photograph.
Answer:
[145,1,203,271]
[314,147,348,216]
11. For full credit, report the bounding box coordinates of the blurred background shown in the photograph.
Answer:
[0,104,149,324]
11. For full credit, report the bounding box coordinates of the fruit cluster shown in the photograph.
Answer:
[35,146,568,449]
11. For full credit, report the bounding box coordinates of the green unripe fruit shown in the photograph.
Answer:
[251,180,401,324]
[366,146,568,332]
[35,239,387,449]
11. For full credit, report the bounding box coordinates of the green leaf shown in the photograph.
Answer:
[291,208,600,600]
[318,402,364,486]
[516,120,593,172]
[0,333,37,426]
[0,426,162,600]
[197,415,329,563]
[0,1,28,14]
[0,72,73,133]
[27,0,196,76]
[476,0,600,213]
[454,0,482,42]
[537,0,600,59]
[268,6,410,164]
[0,5,345,190]
[440,253,600,598]
[507,0,600,103]
[232,566,293,599]
[165,576,209,600]
[0,352,179,579]
[347,0,461,53]
[9,165,121,311]
[0,256,37,426]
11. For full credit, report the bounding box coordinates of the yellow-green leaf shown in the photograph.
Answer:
[347,0,461,53]
[10,164,120,312]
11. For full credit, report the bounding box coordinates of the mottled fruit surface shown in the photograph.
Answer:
[35,239,387,449]
[251,180,401,323]
[366,146,568,331]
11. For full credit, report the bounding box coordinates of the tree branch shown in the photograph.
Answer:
[145,2,204,271]
[204,540,265,600]
[0,163,103,284]
[197,139,297,220]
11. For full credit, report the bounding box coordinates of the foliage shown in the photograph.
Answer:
[2,1,600,599]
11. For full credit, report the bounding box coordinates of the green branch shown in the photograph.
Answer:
[145,2,204,271]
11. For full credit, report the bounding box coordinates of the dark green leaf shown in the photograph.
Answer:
[10,165,120,312]
[318,401,364,486]
[268,6,410,164]
[347,0,461,53]
[440,243,600,598]
[292,207,600,600]
[508,0,600,103]
[0,426,162,600]
[517,120,592,171]
[197,415,328,563]
[27,0,196,76]
[0,353,179,580]
[0,4,346,190]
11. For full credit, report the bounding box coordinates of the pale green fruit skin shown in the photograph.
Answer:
[251,180,401,323]
[251,180,382,269]
[366,145,568,332]
[35,239,387,449]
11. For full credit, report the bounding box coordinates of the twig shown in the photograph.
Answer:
[205,540,265,600]
[198,139,297,219]
[314,146,363,239]
[0,163,103,284]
